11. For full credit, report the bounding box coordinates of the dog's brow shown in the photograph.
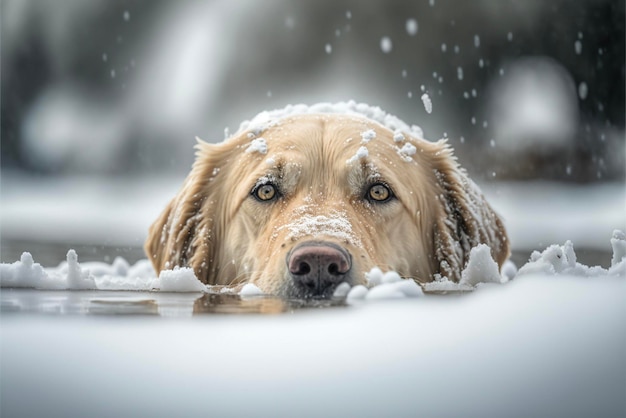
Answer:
[347,160,381,195]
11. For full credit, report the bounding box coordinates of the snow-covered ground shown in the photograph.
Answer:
[2,275,625,417]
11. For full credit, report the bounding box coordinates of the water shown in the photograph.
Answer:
[1,288,346,317]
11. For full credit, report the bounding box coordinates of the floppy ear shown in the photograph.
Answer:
[144,139,228,284]
[430,140,510,282]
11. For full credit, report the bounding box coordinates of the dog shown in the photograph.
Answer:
[145,103,509,298]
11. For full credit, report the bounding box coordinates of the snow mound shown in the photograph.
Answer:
[0,250,203,293]
[236,101,425,140]
[159,267,206,292]
[460,244,504,286]
[0,250,96,290]
[517,236,625,278]
[345,267,425,301]
[240,283,264,296]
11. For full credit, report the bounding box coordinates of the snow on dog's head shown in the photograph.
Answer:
[145,102,509,299]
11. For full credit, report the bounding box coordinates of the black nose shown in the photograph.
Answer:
[287,242,352,297]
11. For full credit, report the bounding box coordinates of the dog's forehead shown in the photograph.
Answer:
[234,113,432,196]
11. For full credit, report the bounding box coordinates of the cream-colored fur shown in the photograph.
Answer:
[145,114,509,296]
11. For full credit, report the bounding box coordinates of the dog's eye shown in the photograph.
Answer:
[367,183,393,202]
[254,184,278,202]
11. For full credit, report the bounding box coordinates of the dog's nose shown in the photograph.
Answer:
[287,242,351,297]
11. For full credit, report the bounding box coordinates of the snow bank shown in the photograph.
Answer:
[3,273,624,418]
[2,231,623,299]
[0,250,202,293]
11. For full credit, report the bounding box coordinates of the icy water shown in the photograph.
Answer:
[0,288,349,316]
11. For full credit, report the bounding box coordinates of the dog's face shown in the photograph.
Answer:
[146,113,509,298]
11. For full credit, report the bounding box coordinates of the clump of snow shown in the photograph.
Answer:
[393,130,405,142]
[611,229,626,267]
[245,137,268,154]
[500,260,518,282]
[578,82,588,100]
[240,283,264,296]
[332,282,351,298]
[346,284,368,300]
[517,235,625,278]
[365,267,384,286]
[405,19,418,36]
[66,250,97,289]
[159,267,206,292]
[236,101,425,141]
[380,37,393,53]
[459,244,503,286]
[0,252,49,289]
[574,39,582,55]
[360,129,376,143]
[351,267,424,300]
[397,142,417,162]
[346,146,368,164]
[421,93,432,114]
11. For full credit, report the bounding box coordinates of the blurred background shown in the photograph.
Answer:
[2,0,625,268]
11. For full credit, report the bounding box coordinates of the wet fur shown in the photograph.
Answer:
[145,114,509,295]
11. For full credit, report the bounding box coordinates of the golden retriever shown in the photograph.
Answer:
[145,106,509,298]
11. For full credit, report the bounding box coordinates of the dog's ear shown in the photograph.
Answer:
[429,140,510,282]
[145,139,229,284]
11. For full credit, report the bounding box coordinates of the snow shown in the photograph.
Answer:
[332,281,351,298]
[240,283,263,296]
[3,272,624,418]
[421,93,432,114]
[405,19,418,36]
[236,101,425,141]
[396,142,417,162]
[159,267,206,292]
[392,129,405,142]
[4,231,622,297]
[380,36,392,53]
[360,128,376,143]
[245,137,268,154]
[276,212,361,246]
[487,57,579,150]
[578,81,588,100]
[516,237,625,278]
[346,145,369,163]
[611,229,626,267]
[482,181,624,250]
[459,244,503,286]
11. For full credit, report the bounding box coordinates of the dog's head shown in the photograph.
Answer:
[146,111,509,298]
